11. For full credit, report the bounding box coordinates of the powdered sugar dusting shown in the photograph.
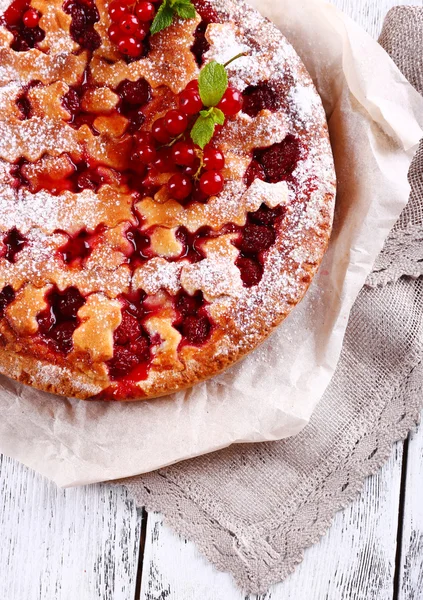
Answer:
[0,0,336,399]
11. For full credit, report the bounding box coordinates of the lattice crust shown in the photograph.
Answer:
[6,284,51,335]
[0,0,336,400]
[181,235,242,301]
[33,0,77,54]
[0,228,131,297]
[0,32,88,86]
[72,294,122,361]
[91,11,201,92]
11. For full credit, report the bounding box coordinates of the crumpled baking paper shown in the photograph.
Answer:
[0,0,422,487]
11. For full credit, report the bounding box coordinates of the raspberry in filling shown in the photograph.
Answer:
[2,228,27,263]
[235,204,285,287]
[63,0,101,51]
[0,286,15,318]
[37,287,85,354]
[248,135,301,185]
[2,0,45,52]
[242,81,282,118]
[116,78,152,134]
[175,291,212,346]
[108,293,152,380]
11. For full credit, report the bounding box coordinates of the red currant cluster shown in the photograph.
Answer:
[107,0,159,58]
[3,0,40,27]
[132,80,244,202]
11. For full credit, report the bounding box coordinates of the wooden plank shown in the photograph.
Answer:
[399,424,423,599]
[139,443,403,600]
[333,0,423,39]
[0,455,142,600]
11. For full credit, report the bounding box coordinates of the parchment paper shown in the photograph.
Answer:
[0,0,422,487]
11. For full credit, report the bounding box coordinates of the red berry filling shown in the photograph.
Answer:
[57,225,104,266]
[108,293,152,380]
[37,286,85,354]
[61,70,98,131]
[242,82,282,118]
[190,1,220,66]
[0,286,15,318]
[2,228,27,263]
[234,204,285,287]
[247,135,301,185]
[15,92,32,120]
[175,226,212,263]
[191,21,209,67]
[175,291,212,346]
[180,314,211,345]
[126,226,151,267]
[116,78,152,133]
[2,0,45,52]
[63,0,101,52]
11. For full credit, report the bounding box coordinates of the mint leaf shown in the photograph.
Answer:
[210,107,225,125]
[190,114,216,149]
[198,61,228,107]
[173,0,196,19]
[150,0,174,35]
[191,108,226,148]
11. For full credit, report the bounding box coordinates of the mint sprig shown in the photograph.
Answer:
[190,61,229,148]
[150,0,196,36]
[190,56,246,149]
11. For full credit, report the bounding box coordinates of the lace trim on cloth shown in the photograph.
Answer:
[125,279,423,592]
[367,224,423,287]
[126,366,423,591]
[122,7,423,593]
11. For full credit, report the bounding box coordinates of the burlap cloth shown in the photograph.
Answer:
[123,7,423,593]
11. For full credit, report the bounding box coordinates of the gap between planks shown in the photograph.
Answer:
[138,442,404,600]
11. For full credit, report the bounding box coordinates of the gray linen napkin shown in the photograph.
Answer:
[123,8,423,593]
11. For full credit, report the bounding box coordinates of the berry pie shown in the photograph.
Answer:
[0,0,336,400]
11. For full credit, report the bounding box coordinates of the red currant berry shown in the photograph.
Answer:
[119,14,140,35]
[109,1,130,23]
[135,143,157,164]
[153,148,175,172]
[179,89,203,115]
[130,158,147,176]
[135,2,156,22]
[22,8,40,28]
[108,23,121,43]
[172,141,196,166]
[134,131,155,146]
[152,118,172,144]
[118,36,143,57]
[134,22,149,40]
[199,171,224,196]
[217,87,243,117]
[168,173,193,201]
[203,146,225,171]
[164,110,188,136]
[186,80,199,91]
[183,158,201,178]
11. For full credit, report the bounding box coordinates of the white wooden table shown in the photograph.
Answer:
[1,1,423,598]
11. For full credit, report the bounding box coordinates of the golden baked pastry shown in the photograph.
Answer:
[0,0,336,400]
